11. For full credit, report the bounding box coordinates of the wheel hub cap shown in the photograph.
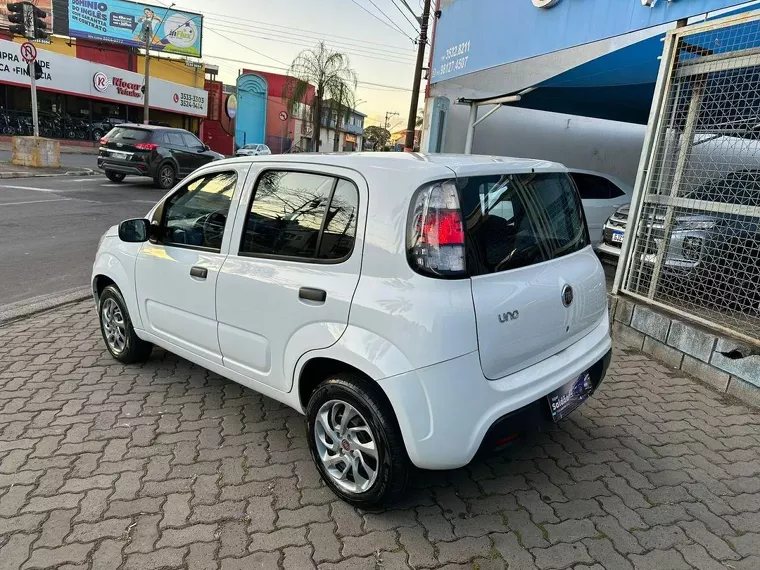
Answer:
[314,400,379,494]
[100,298,126,354]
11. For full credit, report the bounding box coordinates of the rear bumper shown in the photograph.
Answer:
[376,315,612,470]
[98,157,151,176]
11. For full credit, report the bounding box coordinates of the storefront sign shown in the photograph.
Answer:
[0,38,207,116]
[345,134,356,143]
[432,0,750,82]
[67,0,203,57]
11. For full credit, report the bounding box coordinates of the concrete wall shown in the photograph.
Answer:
[610,294,760,408]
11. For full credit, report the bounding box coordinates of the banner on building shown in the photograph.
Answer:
[0,38,208,116]
[67,0,202,57]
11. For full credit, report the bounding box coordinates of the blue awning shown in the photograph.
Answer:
[499,6,760,124]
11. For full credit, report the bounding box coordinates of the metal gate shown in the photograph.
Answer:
[617,11,760,345]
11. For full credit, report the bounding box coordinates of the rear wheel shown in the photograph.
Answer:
[154,163,176,189]
[98,285,152,364]
[306,375,409,507]
[105,170,126,183]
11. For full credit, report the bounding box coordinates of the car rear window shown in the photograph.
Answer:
[457,173,589,275]
[105,127,152,142]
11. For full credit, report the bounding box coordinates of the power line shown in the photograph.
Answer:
[346,0,413,41]
[204,53,413,92]
[205,26,289,67]
[203,22,415,66]
[202,17,415,59]
[389,0,419,34]
[365,0,412,39]
[197,9,414,53]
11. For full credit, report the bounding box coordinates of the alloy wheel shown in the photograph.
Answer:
[314,400,379,494]
[160,166,174,188]
[101,298,126,354]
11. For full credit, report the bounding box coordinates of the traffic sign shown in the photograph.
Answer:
[20,41,36,62]
[279,111,288,121]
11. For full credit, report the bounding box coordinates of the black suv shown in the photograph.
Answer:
[97,124,224,189]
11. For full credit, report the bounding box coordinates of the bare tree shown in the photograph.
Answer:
[283,42,357,152]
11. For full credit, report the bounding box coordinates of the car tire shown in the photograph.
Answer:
[154,163,176,190]
[92,129,104,141]
[306,374,409,508]
[105,171,126,183]
[98,285,152,364]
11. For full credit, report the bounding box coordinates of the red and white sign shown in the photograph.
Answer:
[20,42,37,63]
[0,38,207,117]
[93,72,109,93]
[279,110,288,121]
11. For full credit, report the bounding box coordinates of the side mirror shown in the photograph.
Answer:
[118,218,150,242]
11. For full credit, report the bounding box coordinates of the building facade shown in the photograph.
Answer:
[319,100,365,152]
[0,0,208,141]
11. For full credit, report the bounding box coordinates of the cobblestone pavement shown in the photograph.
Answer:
[1,301,760,570]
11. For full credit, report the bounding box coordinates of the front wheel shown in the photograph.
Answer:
[306,375,409,508]
[98,285,152,364]
[105,170,126,183]
[154,163,176,189]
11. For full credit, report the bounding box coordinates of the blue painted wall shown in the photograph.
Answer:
[235,73,268,149]
[431,0,751,83]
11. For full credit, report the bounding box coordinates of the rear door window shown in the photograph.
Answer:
[458,173,589,275]
[570,173,612,200]
[166,132,185,146]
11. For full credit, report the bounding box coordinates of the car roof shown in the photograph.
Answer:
[566,168,633,191]
[112,123,186,132]
[215,152,566,178]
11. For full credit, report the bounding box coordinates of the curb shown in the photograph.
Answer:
[0,168,97,179]
[0,286,92,327]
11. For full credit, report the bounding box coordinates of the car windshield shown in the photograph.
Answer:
[244,144,256,149]
[106,127,152,142]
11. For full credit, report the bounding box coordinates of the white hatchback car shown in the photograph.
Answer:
[236,143,271,157]
[92,153,612,506]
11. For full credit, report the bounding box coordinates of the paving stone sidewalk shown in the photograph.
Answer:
[1,301,759,570]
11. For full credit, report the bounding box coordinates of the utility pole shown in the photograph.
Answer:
[143,29,151,124]
[143,3,174,125]
[384,111,398,130]
[7,2,48,138]
[404,0,431,152]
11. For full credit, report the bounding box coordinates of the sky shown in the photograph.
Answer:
[156,0,429,130]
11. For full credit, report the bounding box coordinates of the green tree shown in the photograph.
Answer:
[283,42,357,152]
[363,125,391,150]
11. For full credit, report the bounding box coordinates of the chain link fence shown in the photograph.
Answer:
[621,11,760,343]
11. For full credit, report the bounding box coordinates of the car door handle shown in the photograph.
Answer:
[299,287,326,303]
[190,266,208,279]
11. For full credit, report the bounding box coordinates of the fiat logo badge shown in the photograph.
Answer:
[562,285,574,307]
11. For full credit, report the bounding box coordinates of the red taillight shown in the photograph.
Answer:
[99,137,108,145]
[134,143,159,151]
[407,181,466,276]
[422,210,465,246]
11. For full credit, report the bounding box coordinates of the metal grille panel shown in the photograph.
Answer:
[622,12,760,343]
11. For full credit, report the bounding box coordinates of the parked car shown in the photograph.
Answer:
[97,124,224,189]
[91,117,126,142]
[597,203,630,262]
[92,153,612,506]
[596,170,760,313]
[567,169,632,247]
[236,143,272,156]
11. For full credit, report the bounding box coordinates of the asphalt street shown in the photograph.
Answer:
[0,174,165,306]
